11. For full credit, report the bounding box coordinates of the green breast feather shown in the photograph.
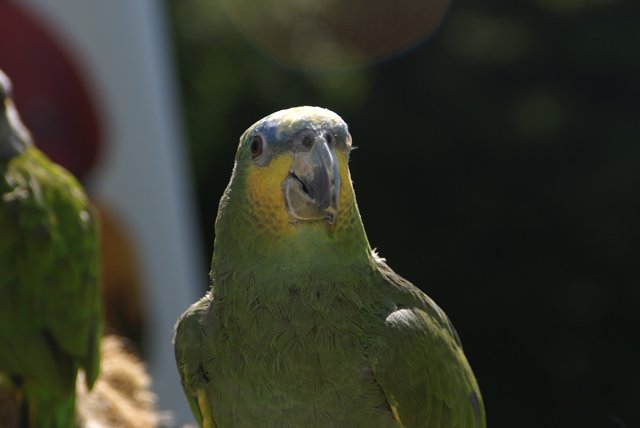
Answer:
[174,106,485,428]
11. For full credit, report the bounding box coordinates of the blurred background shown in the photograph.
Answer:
[2,0,639,426]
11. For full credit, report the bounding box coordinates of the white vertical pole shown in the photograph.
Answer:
[20,1,203,425]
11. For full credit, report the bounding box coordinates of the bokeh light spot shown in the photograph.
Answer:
[512,87,568,140]
[536,0,617,14]
[222,0,451,69]
[443,10,536,64]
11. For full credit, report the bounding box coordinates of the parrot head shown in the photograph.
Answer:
[0,69,32,160]
[238,106,351,225]
[234,106,356,230]
[213,106,371,269]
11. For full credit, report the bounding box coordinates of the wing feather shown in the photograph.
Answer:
[174,294,217,427]
[369,260,486,428]
[0,148,102,393]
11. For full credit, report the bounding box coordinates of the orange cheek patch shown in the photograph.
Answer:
[246,154,294,236]
[245,151,356,238]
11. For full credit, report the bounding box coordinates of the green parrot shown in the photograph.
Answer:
[0,69,102,427]
[174,106,486,428]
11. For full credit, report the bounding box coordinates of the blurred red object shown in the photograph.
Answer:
[0,3,146,349]
[0,2,101,180]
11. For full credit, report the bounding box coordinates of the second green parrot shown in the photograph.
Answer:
[174,106,486,427]
[0,69,102,427]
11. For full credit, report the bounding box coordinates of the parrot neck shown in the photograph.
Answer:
[210,172,374,292]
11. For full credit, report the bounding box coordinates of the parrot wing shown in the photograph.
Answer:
[46,158,102,390]
[173,294,216,428]
[0,148,102,394]
[368,260,486,428]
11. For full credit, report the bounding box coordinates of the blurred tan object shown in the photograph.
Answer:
[76,335,165,428]
[222,0,450,68]
[98,202,147,348]
[1,336,164,428]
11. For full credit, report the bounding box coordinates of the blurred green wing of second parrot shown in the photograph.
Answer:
[0,69,101,427]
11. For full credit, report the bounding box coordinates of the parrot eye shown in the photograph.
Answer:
[302,135,314,149]
[250,135,263,158]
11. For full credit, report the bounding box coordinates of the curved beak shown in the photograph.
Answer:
[283,134,341,223]
[0,92,31,159]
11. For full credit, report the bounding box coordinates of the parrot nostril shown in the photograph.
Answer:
[324,133,333,145]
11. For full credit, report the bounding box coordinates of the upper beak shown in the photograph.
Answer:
[283,134,341,223]
[0,98,31,160]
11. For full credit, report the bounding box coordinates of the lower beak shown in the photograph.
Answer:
[282,136,341,223]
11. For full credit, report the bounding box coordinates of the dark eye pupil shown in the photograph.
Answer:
[250,136,263,157]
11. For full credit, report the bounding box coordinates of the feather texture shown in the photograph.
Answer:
[174,107,485,427]
[0,146,102,427]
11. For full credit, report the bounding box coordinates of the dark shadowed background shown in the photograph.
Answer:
[166,0,640,427]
